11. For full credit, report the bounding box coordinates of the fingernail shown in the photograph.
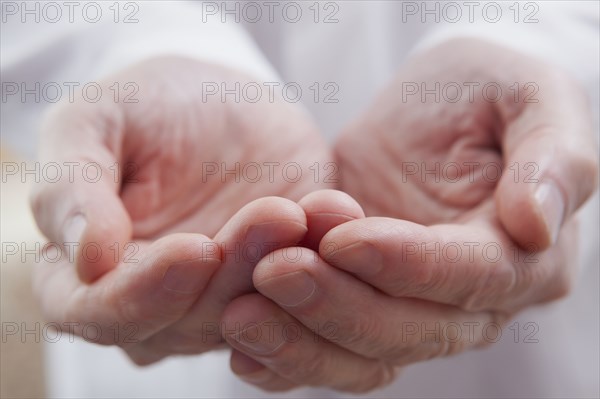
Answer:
[229,322,285,355]
[64,214,87,244]
[534,181,565,244]
[256,271,316,307]
[162,258,218,294]
[326,242,382,276]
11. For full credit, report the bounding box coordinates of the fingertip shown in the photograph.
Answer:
[216,196,308,246]
[253,247,317,287]
[245,196,308,226]
[318,218,368,260]
[298,189,365,218]
[298,190,365,250]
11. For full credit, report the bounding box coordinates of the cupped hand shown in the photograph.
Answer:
[30,57,336,364]
[335,38,597,249]
[219,39,598,392]
[328,38,598,312]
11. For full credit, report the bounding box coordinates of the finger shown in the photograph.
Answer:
[35,233,221,351]
[496,68,598,249]
[129,197,308,359]
[222,294,397,393]
[319,216,577,313]
[30,99,131,283]
[254,248,496,365]
[297,189,365,250]
[230,350,298,392]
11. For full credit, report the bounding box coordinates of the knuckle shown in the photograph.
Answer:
[512,262,542,300]
[291,349,325,383]
[461,260,516,312]
[514,259,554,301]
[115,295,155,328]
[162,331,212,355]
[124,347,162,367]
[545,260,575,302]
[335,313,387,356]
[402,262,437,297]
[436,334,467,358]
[114,296,188,337]
[348,362,398,393]
[267,342,322,383]
[429,340,453,360]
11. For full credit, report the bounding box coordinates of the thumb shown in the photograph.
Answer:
[30,100,132,283]
[496,69,598,250]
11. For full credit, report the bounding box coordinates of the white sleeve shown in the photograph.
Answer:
[1,1,278,80]
[91,1,279,81]
[0,1,278,158]
[412,1,599,87]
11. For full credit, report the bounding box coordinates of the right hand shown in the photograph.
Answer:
[30,56,337,364]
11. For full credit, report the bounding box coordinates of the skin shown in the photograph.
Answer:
[222,39,599,392]
[30,39,598,393]
[30,57,345,364]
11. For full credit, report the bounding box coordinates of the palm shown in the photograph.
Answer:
[111,57,332,239]
[335,56,505,225]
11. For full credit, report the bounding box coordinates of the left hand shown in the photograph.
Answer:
[218,39,599,392]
